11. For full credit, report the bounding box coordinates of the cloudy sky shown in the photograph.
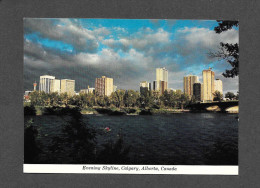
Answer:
[24,18,239,94]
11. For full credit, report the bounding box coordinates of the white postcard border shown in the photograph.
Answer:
[23,164,238,175]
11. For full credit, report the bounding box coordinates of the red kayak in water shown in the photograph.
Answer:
[104,127,111,132]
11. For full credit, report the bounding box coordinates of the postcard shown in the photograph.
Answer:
[23,18,239,175]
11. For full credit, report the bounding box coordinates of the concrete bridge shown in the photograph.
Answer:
[188,101,239,113]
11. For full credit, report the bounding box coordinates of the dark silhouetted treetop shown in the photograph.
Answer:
[214,21,239,33]
[210,20,239,78]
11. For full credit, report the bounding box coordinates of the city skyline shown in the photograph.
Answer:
[24,19,239,94]
[29,67,224,99]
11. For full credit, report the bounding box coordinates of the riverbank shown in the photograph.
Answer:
[81,107,190,115]
[24,105,238,116]
[25,105,191,116]
[79,106,238,115]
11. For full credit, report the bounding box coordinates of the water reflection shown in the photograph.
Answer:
[25,112,238,165]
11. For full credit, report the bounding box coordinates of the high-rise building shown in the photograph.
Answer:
[202,68,215,101]
[61,79,75,96]
[50,79,61,94]
[160,81,167,94]
[155,67,168,94]
[140,81,150,88]
[153,81,158,91]
[80,87,95,94]
[183,75,199,98]
[201,83,204,101]
[149,83,152,91]
[214,79,223,94]
[193,83,202,101]
[39,75,55,93]
[95,76,113,96]
[140,81,150,95]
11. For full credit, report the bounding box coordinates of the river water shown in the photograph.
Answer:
[26,113,238,165]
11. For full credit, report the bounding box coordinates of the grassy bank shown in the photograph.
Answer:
[82,106,189,115]
[24,105,190,116]
[25,104,239,116]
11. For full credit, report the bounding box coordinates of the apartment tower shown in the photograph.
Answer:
[140,81,150,95]
[183,75,199,98]
[39,75,55,93]
[95,76,113,96]
[193,83,202,101]
[61,79,75,96]
[155,67,168,94]
[202,68,215,101]
[50,79,61,94]
[214,79,223,94]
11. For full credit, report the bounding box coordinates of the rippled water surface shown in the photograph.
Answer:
[27,113,238,165]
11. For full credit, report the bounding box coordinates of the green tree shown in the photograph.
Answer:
[235,91,239,100]
[225,92,236,100]
[60,93,69,106]
[104,96,110,107]
[30,91,44,106]
[24,119,41,163]
[29,91,39,106]
[124,90,139,107]
[79,93,87,108]
[213,91,223,102]
[139,88,153,108]
[151,91,160,106]
[161,90,177,107]
[179,93,190,109]
[96,96,106,107]
[69,95,83,107]
[80,93,95,107]
[110,90,125,108]
[49,92,60,106]
[168,91,178,108]
[88,93,96,107]
[210,21,239,78]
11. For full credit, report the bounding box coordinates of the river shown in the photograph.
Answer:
[25,113,238,165]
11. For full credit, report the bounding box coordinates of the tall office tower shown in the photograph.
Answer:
[214,79,223,94]
[160,81,167,94]
[155,67,168,94]
[61,79,75,96]
[149,83,152,91]
[95,76,113,96]
[201,83,204,101]
[39,75,55,93]
[33,81,37,91]
[140,81,150,88]
[50,79,61,94]
[202,68,215,101]
[140,81,150,95]
[183,75,199,98]
[153,81,158,90]
[193,83,202,101]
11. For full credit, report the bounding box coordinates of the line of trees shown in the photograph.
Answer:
[213,91,239,102]
[28,89,191,109]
